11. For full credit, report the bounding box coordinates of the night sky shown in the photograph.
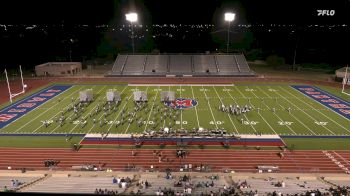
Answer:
[0,0,349,69]
[0,0,349,24]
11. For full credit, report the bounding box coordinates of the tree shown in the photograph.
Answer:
[266,55,285,69]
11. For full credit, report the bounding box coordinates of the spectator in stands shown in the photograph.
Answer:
[112,177,117,184]
[125,176,131,183]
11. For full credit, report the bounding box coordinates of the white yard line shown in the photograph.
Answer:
[110,94,133,134]
[258,86,316,135]
[78,86,128,134]
[67,86,112,134]
[107,96,133,132]
[124,86,150,133]
[201,85,218,130]
[180,85,183,129]
[13,86,83,133]
[212,86,238,134]
[286,86,350,134]
[264,86,316,135]
[274,87,335,135]
[31,86,97,133]
[139,86,159,133]
[254,86,297,135]
[190,85,201,128]
[56,86,109,134]
[235,86,277,135]
[78,88,131,144]
[224,86,257,134]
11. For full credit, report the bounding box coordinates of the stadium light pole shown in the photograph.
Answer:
[126,12,138,54]
[224,12,235,53]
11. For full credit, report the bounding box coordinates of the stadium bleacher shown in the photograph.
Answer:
[240,177,330,196]
[122,55,147,75]
[144,55,168,74]
[24,176,125,194]
[193,55,218,73]
[0,176,42,192]
[109,53,254,77]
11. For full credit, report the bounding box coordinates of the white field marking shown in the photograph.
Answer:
[128,84,234,86]
[0,88,61,131]
[51,85,108,134]
[264,86,316,135]
[78,87,131,144]
[254,86,297,134]
[86,86,128,134]
[66,86,113,134]
[235,86,278,135]
[201,85,218,129]
[180,85,183,129]
[13,86,83,133]
[332,151,350,167]
[287,86,350,133]
[190,85,201,128]
[225,86,257,133]
[107,90,135,132]
[31,86,96,133]
[274,87,335,135]
[264,86,315,135]
[83,85,128,135]
[124,86,150,133]
[212,86,238,134]
[139,86,159,133]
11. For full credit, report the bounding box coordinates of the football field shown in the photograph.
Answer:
[1,84,350,136]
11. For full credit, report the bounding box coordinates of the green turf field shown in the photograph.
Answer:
[1,84,349,136]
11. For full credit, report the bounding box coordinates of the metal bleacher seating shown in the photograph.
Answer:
[241,177,330,196]
[144,55,168,74]
[169,55,192,74]
[193,55,218,74]
[215,55,239,73]
[234,54,251,73]
[111,55,128,74]
[132,174,228,195]
[0,176,41,192]
[109,53,254,77]
[24,176,124,194]
[122,55,146,75]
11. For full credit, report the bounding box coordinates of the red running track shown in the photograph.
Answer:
[0,148,348,173]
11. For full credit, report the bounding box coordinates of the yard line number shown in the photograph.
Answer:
[278,121,293,126]
[315,121,328,126]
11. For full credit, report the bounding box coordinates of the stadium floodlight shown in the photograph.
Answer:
[224,12,235,53]
[126,13,138,23]
[126,12,138,54]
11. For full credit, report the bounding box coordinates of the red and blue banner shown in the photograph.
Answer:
[292,85,350,120]
[0,85,71,129]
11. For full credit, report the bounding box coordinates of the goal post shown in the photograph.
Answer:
[342,65,350,96]
[4,65,27,103]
